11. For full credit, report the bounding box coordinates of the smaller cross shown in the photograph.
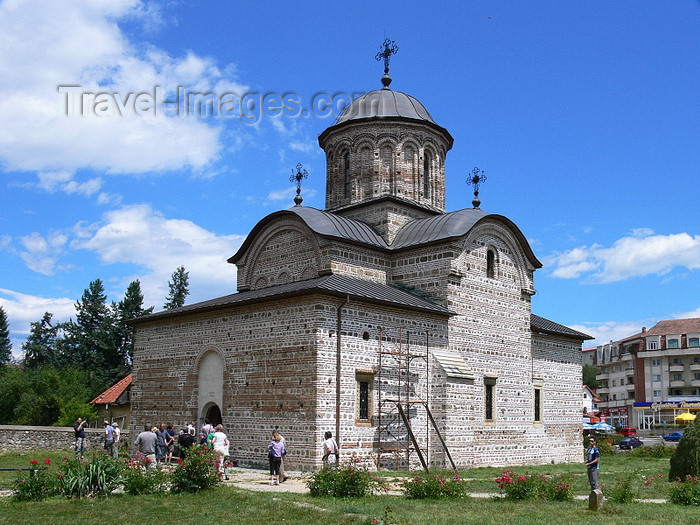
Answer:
[375,38,399,87]
[290,163,309,206]
[466,167,487,208]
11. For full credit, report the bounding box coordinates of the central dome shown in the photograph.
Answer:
[335,87,436,125]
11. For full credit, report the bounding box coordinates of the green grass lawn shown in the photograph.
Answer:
[0,450,697,525]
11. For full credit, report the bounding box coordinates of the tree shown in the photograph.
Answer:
[22,312,60,369]
[115,279,154,366]
[583,364,601,390]
[0,305,11,365]
[669,418,700,481]
[164,266,190,309]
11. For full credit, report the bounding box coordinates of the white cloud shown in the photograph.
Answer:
[0,288,76,358]
[19,231,69,275]
[546,230,700,283]
[71,204,245,307]
[0,0,248,177]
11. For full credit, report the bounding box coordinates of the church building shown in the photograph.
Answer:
[130,45,591,469]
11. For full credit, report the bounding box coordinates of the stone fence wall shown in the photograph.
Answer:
[0,425,131,452]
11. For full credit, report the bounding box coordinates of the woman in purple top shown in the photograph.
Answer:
[267,432,285,485]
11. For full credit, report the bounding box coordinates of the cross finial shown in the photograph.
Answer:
[290,163,309,206]
[466,167,487,208]
[375,38,399,88]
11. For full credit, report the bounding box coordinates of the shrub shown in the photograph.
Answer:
[494,469,573,502]
[170,445,220,493]
[58,453,123,498]
[669,419,700,481]
[121,456,169,495]
[12,458,58,502]
[608,471,638,503]
[669,475,700,506]
[308,456,383,498]
[629,442,674,458]
[403,471,468,499]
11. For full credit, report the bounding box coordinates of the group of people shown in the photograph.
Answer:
[72,417,121,460]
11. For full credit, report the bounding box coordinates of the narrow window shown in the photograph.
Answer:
[486,249,495,279]
[534,387,542,423]
[423,151,431,197]
[484,377,496,421]
[355,371,375,425]
[343,151,350,199]
[689,337,699,347]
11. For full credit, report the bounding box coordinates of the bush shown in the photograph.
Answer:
[12,458,58,501]
[608,471,638,503]
[307,456,384,498]
[121,456,169,495]
[495,469,573,501]
[669,475,700,506]
[669,419,700,481]
[58,453,123,498]
[403,471,468,499]
[170,445,220,493]
[629,442,675,458]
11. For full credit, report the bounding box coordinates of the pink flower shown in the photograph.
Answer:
[518,476,527,482]
[644,480,651,486]
[44,458,51,465]
[29,459,38,465]
[658,473,664,477]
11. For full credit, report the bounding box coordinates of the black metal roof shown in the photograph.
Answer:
[130,273,453,325]
[531,314,593,340]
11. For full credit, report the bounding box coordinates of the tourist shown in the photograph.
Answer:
[103,421,115,457]
[155,423,167,464]
[212,424,230,480]
[112,421,121,459]
[268,432,285,485]
[322,431,339,466]
[585,437,601,490]
[274,426,289,482]
[135,424,157,470]
[164,424,175,463]
[178,427,195,458]
[73,417,87,459]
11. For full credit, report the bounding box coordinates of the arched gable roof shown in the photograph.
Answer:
[228,207,388,264]
[392,208,542,268]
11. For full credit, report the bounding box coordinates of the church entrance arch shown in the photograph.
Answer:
[197,350,224,426]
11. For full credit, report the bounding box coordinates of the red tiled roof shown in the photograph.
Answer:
[645,318,700,337]
[90,373,132,405]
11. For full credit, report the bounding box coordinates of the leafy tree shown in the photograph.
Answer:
[115,279,154,366]
[22,312,61,369]
[164,266,190,309]
[583,364,601,389]
[0,366,27,424]
[669,418,700,481]
[0,305,12,365]
[57,399,99,427]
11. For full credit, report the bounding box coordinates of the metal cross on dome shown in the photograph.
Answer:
[290,163,308,206]
[375,38,398,87]
[466,167,487,208]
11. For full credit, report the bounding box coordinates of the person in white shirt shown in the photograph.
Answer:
[211,424,230,480]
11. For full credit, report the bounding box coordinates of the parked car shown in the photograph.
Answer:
[620,426,638,437]
[619,436,644,449]
[663,431,684,442]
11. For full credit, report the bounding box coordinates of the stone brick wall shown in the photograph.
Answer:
[0,425,126,452]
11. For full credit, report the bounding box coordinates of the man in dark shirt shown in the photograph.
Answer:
[73,417,86,459]
[178,429,196,458]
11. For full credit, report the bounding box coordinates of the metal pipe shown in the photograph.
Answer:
[335,295,349,465]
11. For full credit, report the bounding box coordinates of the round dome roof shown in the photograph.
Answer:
[335,87,436,125]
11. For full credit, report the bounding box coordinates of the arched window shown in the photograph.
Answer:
[343,151,350,199]
[486,249,495,279]
[423,151,431,198]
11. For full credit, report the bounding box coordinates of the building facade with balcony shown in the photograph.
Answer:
[595,318,700,429]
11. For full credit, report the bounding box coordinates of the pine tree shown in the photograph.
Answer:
[669,418,700,481]
[115,279,154,367]
[0,305,11,365]
[164,266,190,309]
[22,312,60,368]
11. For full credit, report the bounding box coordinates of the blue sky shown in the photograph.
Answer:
[1,0,699,358]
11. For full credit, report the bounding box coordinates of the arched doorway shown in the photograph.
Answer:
[198,350,224,426]
[205,403,222,427]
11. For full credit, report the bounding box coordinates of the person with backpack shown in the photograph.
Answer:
[322,431,339,466]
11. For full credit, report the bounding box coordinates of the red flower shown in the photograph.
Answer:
[29,459,38,465]
[44,458,51,465]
